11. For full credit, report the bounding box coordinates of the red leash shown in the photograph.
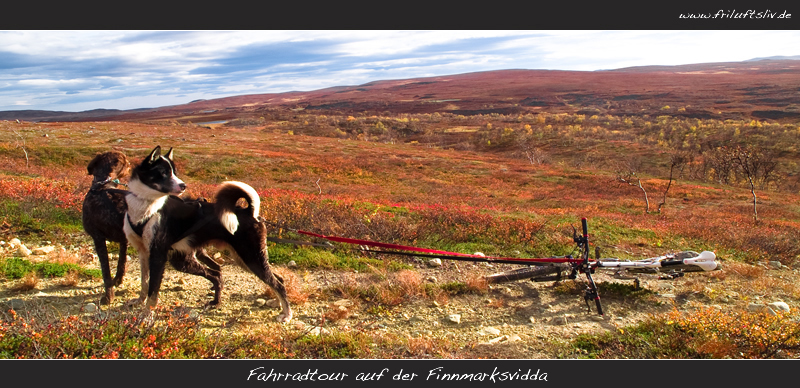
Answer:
[295,230,585,265]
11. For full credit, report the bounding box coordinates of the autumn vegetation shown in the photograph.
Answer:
[1,102,800,358]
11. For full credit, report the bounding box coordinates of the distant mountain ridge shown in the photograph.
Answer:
[746,55,800,61]
[0,108,150,122]
[3,58,800,123]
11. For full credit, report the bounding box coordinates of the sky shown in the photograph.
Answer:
[1,30,799,112]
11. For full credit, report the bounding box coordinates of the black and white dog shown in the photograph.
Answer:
[83,150,222,306]
[123,146,292,323]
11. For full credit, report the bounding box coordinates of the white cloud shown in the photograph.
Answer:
[1,30,799,111]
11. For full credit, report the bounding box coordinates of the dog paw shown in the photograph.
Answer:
[125,297,145,307]
[276,311,293,324]
[203,300,220,310]
[138,308,155,325]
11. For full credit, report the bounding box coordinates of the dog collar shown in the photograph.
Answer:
[90,177,127,192]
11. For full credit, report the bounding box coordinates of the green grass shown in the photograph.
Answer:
[0,305,465,359]
[564,318,698,358]
[0,257,101,280]
[439,281,472,295]
[294,332,369,358]
[27,146,89,167]
[0,200,83,239]
[183,153,271,184]
[559,309,800,359]
[267,244,410,272]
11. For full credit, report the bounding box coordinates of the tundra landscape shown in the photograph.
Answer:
[1,59,800,359]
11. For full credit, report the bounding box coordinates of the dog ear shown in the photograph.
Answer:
[145,146,162,164]
[165,147,174,161]
[86,154,100,175]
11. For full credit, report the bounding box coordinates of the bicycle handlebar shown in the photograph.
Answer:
[581,217,588,240]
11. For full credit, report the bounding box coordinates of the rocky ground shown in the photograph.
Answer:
[1,237,798,358]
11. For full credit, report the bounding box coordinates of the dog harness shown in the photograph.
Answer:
[125,197,209,240]
[127,214,149,237]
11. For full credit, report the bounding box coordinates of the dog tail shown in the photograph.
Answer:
[215,181,261,234]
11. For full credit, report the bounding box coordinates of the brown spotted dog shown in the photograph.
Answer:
[82,150,132,305]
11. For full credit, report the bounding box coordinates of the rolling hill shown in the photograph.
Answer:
[4,59,800,124]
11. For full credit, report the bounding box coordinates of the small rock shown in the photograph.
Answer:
[265,299,280,308]
[768,301,790,313]
[32,246,55,255]
[529,316,536,324]
[287,260,298,269]
[473,252,486,257]
[308,326,330,336]
[488,335,508,344]
[447,314,461,324]
[748,303,777,315]
[333,299,354,307]
[84,303,97,313]
[768,261,783,270]
[507,334,522,342]
[177,278,188,285]
[658,282,676,290]
[17,245,31,257]
[428,258,442,268]
[480,326,501,336]
[552,315,569,325]
[10,238,21,247]
[426,276,437,283]
[254,298,267,307]
[8,299,25,310]
[590,315,605,321]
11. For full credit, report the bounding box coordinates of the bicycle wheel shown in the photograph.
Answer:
[484,263,570,284]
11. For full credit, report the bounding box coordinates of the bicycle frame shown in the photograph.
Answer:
[283,218,718,316]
